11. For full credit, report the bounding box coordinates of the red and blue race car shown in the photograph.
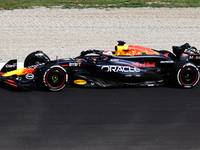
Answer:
[0,41,199,91]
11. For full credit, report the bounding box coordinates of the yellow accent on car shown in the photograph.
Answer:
[115,45,129,52]
[2,67,35,77]
[74,79,87,85]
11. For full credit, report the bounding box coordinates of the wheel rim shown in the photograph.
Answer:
[45,68,66,89]
[52,75,59,82]
[179,67,198,85]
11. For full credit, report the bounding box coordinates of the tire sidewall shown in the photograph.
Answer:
[42,64,67,91]
[172,61,199,88]
[24,51,50,67]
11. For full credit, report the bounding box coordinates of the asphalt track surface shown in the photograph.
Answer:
[0,83,200,150]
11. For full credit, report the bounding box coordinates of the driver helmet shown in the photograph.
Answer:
[103,50,113,55]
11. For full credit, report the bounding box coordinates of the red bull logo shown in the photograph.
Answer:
[136,62,156,67]
[22,68,35,74]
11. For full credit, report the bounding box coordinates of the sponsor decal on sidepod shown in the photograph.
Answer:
[74,79,87,85]
[101,65,140,73]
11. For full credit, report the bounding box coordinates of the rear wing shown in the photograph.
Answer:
[0,59,17,72]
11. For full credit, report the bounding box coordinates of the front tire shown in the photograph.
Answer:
[171,61,199,88]
[40,64,67,91]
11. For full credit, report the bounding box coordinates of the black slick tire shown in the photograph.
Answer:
[40,63,67,91]
[171,61,199,88]
[24,51,50,67]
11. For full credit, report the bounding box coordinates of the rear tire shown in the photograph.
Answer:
[40,63,67,91]
[24,51,50,67]
[171,61,199,88]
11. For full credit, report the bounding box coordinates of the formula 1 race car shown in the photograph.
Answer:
[0,41,199,91]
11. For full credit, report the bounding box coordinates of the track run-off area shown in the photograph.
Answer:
[0,83,200,150]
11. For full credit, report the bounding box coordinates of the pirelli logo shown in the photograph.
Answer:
[74,79,87,85]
